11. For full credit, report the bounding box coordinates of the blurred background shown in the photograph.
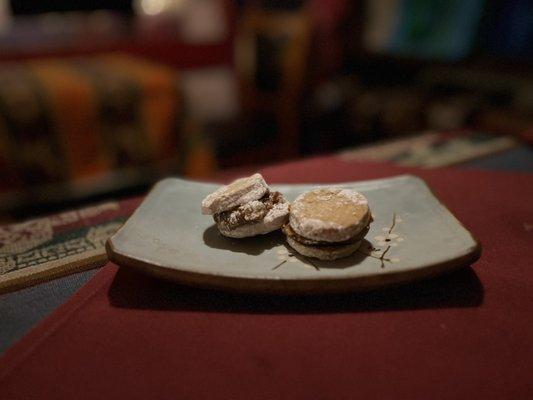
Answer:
[0,0,531,222]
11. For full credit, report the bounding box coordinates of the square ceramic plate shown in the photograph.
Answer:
[106,175,481,294]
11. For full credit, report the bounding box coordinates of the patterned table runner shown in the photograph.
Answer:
[0,198,141,293]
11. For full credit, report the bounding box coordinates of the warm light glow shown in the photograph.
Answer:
[140,0,169,16]
[135,0,188,16]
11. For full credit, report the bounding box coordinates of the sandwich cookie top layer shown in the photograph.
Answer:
[201,173,268,215]
[289,188,370,243]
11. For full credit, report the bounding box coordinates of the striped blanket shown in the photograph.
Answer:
[0,54,215,196]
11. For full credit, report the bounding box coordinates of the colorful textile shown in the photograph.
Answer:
[0,198,140,293]
[0,54,215,196]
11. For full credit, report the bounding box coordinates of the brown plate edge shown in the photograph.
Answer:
[105,238,481,295]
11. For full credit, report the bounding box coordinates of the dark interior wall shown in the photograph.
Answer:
[10,1,133,14]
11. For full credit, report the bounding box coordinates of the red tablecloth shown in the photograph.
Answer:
[1,157,532,399]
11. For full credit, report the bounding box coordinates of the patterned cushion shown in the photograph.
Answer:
[0,54,215,196]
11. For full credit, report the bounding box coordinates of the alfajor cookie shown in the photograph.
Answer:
[284,188,372,260]
[202,173,289,238]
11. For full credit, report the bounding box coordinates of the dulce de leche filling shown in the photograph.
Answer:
[282,221,371,248]
[214,191,284,231]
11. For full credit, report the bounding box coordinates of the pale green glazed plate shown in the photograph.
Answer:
[106,175,481,294]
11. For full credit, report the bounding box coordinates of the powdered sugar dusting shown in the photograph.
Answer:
[338,189,368,206]
[264,200,289,224]
[290,187,371,242]
[201,173,268,214]
[240,200,267,222]
[219,199,289,238]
